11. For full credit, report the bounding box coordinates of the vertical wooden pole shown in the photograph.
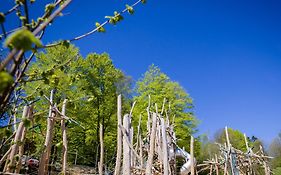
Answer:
[244,133,253,175]
[61,99,68,175]
[6,106,29,173]
[75,150,78,165]
[39,90,55,175]
[145,113,157,175]
[215,154,219,175]
[225,126,235,175]
[260,145,270,175]
[16,106,34,173]
[161,118,169,175]
[99,124,104,175]
[114,94,122,175]
[190,136,195,175]
[123,114,131,175]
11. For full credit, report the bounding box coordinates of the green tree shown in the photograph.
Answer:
[269,132,281,170]
[22,44,132,167]
[133,64,199,154]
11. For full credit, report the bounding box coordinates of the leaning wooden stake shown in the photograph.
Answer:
[145,113,157,175]
[39,90,55,175]
[99,124,104,175]
[114,95,122,175]
[190,136,195,175]
[244,133,254,175]
[15,106,34,173]
[61,99,68,175]
[123,114,131,175]
[6,106,29,173]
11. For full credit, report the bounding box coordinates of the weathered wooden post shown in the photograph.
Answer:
[225,126,235,175]
[145,113,157,175]
[190,136,195,175]
[39,90,56,175]
[99,124,104,175]
[6,106,29,172]
[161,118,169,175]
[123,114,131,175]
[114,94,122,175]
[61,99,68,175]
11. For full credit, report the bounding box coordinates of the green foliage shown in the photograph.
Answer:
[269,133,281,170]
[23,44,132,166]
[106,11,124,25]
[95,22,106,33]
[273,167,281,175]
[214,127,247,152]
[126,5,134,15]
[134,64,198,150]
[0,71,14,95]
[5,29,42,51]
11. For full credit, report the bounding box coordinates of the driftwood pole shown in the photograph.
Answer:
[190,136,195,175]
[123,114,131,175]
[215,154,219,175]
[244,133,254,175]
[6,106,29,173]
[161,118,169,175]
[98,124,104,175]
[225,126,235,175]
[39,90,55,175]
[61,99,68,175]
[15,106,33,173]
[114,94,122,175]
[145,113,157,175]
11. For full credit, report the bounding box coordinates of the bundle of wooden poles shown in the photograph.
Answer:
[196,127,273,175]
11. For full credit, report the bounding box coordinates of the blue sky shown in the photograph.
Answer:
[1,0,281,145]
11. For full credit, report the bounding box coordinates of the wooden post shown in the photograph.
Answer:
[99,124,104,175]
[61,99,68,175]
[225,126,235,175]
[260,145,270,175]
[114,94,122,175]
[6,106,29,173]
[190,136,195,175]
[39,90,55,175]
[161,118,169,175]
[123,114,131,175]
[15,106,34,173]
[145,113,157,175]
[215,154,219,175]
[244,133,254,175]
[75,150,78,165]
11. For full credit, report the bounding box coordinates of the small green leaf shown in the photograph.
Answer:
[0,71,14,94]
[0,13,5,23]
[45,3,55,13]
[62,40,70,48]
[95,22,105,33]
[141,0,147,4]
[5,29,42,51]
[126,5,134,15]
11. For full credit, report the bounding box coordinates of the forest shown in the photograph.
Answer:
[0,0,281,174]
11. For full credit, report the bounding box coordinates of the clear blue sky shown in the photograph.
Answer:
[1,0,281,145]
